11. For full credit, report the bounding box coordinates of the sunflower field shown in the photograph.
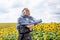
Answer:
[0,22,60,40]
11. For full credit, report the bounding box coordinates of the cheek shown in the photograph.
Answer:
[23,10,26,13]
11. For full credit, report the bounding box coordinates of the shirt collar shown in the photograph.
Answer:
[21,13,30,18]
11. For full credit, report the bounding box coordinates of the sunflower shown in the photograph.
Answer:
[43,23,49,32]
[0,38,2,40]
[57,23,60,31]
[33,35,37,39]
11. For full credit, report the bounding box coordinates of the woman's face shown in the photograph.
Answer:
[23,8,30,15]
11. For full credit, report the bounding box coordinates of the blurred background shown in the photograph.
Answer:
[0,0,60,40]
[0,0,60,23]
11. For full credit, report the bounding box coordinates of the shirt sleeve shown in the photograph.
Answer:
[30,16,42,24]
[16,17,28,29]
[16,17,22,29]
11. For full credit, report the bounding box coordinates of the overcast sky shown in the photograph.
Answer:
[0,0,60,23]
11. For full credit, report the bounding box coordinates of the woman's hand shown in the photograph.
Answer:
[26,24,34,31]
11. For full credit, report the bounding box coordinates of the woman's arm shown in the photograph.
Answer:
[26,24,34,30]
[30,16,42,25]
[16,18,21,30]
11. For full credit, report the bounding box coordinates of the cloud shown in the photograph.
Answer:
[0,0,16,13]
[0,0,60,23]
[0,7,8,13]
[30,0,60,22]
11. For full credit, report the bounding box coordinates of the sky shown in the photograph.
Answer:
[0,0,60,23]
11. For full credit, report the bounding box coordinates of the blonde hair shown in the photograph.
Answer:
[22,8,30,15]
